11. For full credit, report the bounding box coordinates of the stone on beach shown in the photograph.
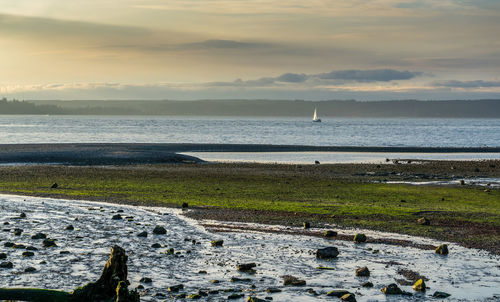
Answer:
[42,238,57,248]
[340,293,357,302]
[324,230,337,237]
[326,290,350,297]
[413,278,426,291]
[31,232,47,240]
[0,261,13,268]
[237,263,257,272]
[381,283,403,295]
[417,217,430,225]
[112,214,123,220]
[435,244,449,255]
[283,275,306,286]
[137,231,148,237]
[316,247,339,259]
[355,266,370,277]
[211,240,224,247]
[152,226,167,235]
[433,291,451,298]
[353,233,367,243]
[303,221,311,229]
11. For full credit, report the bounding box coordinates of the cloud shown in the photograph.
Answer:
[317,69,422,82]
[276,73,308,83]
[177,39,270,50]
[432,80,500,88]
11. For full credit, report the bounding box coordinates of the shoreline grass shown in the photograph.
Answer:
[0,163,498,254]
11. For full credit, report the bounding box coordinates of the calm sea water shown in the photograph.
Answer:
[0,115,499,147]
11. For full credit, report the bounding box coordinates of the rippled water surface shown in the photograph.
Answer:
[0,115,499,147]
[0,195,499,301]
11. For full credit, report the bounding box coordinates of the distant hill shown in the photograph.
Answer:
[1,98,499,118]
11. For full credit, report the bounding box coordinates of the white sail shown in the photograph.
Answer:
[312,108,321,122]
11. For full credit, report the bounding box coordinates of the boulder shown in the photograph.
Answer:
[137,231,148,238]
[361,281,373,288]
[42,238,57,248]
[237,263,257,272]
[151,243,161,249]
[0,253,6,260]
[326,290,350,297]
[22,251,35,257]
[139,277,152,283]
[168,284,184,292]
[353,233,367,243]
[0,261,13,268]
[51,183,58,188]
[65,225,74,231]
[152,226,167,235]
[381,283,403,295]
[303,222,311,229]
[435,244,449,255]
[228,294,244,299]
[283,275,306,286]
[340,293,357,302]
[413,278,426,292]
[433,291,451,298]
[182,202,189,208]
[316,247,339,259]
[266,288,281,293]
[13,228,23,236]
[211,240,224,247]
[417,217,430,225]
[31,233,47,240]
[355,266,370,277]
[247,297,267,302]
[19,212,26,218]
[112,214,123,220]
[24,266,36,273]
[324,230,337,237]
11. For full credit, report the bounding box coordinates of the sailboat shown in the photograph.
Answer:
[312,108,321,122]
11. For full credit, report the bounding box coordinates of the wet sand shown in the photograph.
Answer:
[0,143,499,165]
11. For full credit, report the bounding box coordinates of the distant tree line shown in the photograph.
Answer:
[2,98,500,117]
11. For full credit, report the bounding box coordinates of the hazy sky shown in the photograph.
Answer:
[1,0,500,100]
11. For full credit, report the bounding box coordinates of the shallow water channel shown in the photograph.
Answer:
[0,194,498,301]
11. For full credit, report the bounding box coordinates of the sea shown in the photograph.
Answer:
[0,115,499,163]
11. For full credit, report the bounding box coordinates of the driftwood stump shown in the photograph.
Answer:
[0,245,139,302]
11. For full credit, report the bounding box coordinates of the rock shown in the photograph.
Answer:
[303,221,310,229]
[137,231,148,237]
[13,244,26,249]
[43,238,57,248]
[60,250,70,254]
[228,294,244,299]
[65,225,74,231]
[355,266,370,277]
[152,226,167,235]
[112,214,123,220]
[0,261,13,268]
[413,278,426,291]
[247,297,267,302]
[353,233,367,243]
[361,281,373,287]
[340,293,357,302]
[187,293,201,299]
[0,253,6,260]
[326,290,350,297]
[19,212,26,218]
[324,230,337,237]
[182,202,189,208]
[417,217,430,225]
[381,283,403,295]
[315,160,320,165]
[51,183,58,188]
[306,288,318,295]
[24,266,37,273]
[283,275,306,286]
[459,179,465,185]
[316,247,339,259]
[4,242,14,248]
[168,284,184,292]
[237,263,257,272]
[140,277,152,283]
[13,228,23,236]
[26,246,38,251]
[22,251,35,257]
[433,291,451,298]
[230,277,252,282]
[211,280,220,283]
[166,248,174,255]
[151,243,161,248]
[266,288,281,293]
[136,285,144,290]
[198,270,207,274]
[31,232,47,240]
[435,244,449,255]
[211,240,224,247]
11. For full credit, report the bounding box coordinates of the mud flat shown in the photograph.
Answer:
[0,195,499,301]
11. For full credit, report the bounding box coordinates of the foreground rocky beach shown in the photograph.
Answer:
[0,195,498,301]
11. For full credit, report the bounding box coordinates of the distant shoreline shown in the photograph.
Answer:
[0,143,499,165]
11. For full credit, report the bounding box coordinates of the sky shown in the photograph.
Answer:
[1,0,500,100]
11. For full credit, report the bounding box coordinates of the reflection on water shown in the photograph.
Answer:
[0,195,499,301]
